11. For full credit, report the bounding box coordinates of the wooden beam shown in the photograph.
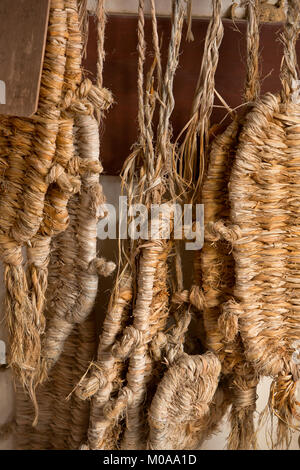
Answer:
[0,0,50,117]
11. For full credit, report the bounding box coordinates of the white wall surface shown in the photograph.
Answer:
[0,264,15,450]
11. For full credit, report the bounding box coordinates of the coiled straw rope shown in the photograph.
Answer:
[147,352,221,450]
[145,281,222,450]
[10,0,114,448]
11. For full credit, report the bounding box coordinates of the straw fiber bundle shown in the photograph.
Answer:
[119,0,221,451]
[197,0,262,450]
[0,0,112,393]
[40,0,113,377]
[146,288,222,450]
[76,273,133,449]
[174,0,237,448]
[174,0,272,450]
[76,0,221,451]
[147,352,221,450]
[15,204,98,449]
[0,0,68,401]
[178,0,224,200]
[76,0,177,449]
[199,0,300,448]
[227,0,300,447]
[258,0,285,22]
[7,0,114,449]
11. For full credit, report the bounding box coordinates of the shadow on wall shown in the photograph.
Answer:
[0,262,15,450]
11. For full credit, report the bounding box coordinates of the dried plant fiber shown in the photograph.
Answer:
[226,0,300,447]
[10,0,114,449]
[198,0,261,450]
[147,352,221,450]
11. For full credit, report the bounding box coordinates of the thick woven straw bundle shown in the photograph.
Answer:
[223,0,300,447]
[75,0,222,451]
[229,92,300,444]
[0,0,115,449]
[1,0,300,452]
[198,0,262,449]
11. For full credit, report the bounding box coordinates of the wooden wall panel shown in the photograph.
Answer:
[85,16,291,175]
[0,0,50,117]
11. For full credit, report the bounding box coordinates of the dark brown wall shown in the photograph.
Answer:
[84,16,289,175]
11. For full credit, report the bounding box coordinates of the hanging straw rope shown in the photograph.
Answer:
[120,0,187,451]
[227,0,300,448]
[168,0,232,449]
[76,0,192,450]
[199,0,261,450]
[178,0,224,197]
[27,0,84,361]
[40,0,113,376]
[76,273,133,449]
[13,0,114,449]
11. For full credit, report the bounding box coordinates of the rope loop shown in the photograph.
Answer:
[88,257,116,277]
[205,220,242,244]
[112,326,148,360]
[62,77,114,115]
[172,285,205,310]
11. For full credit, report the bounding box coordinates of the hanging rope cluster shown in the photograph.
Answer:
[75,0,222,451]
[0,0,115,448]
[198,0,260,450]
[0,0,299,452]
[182,0,300,450]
